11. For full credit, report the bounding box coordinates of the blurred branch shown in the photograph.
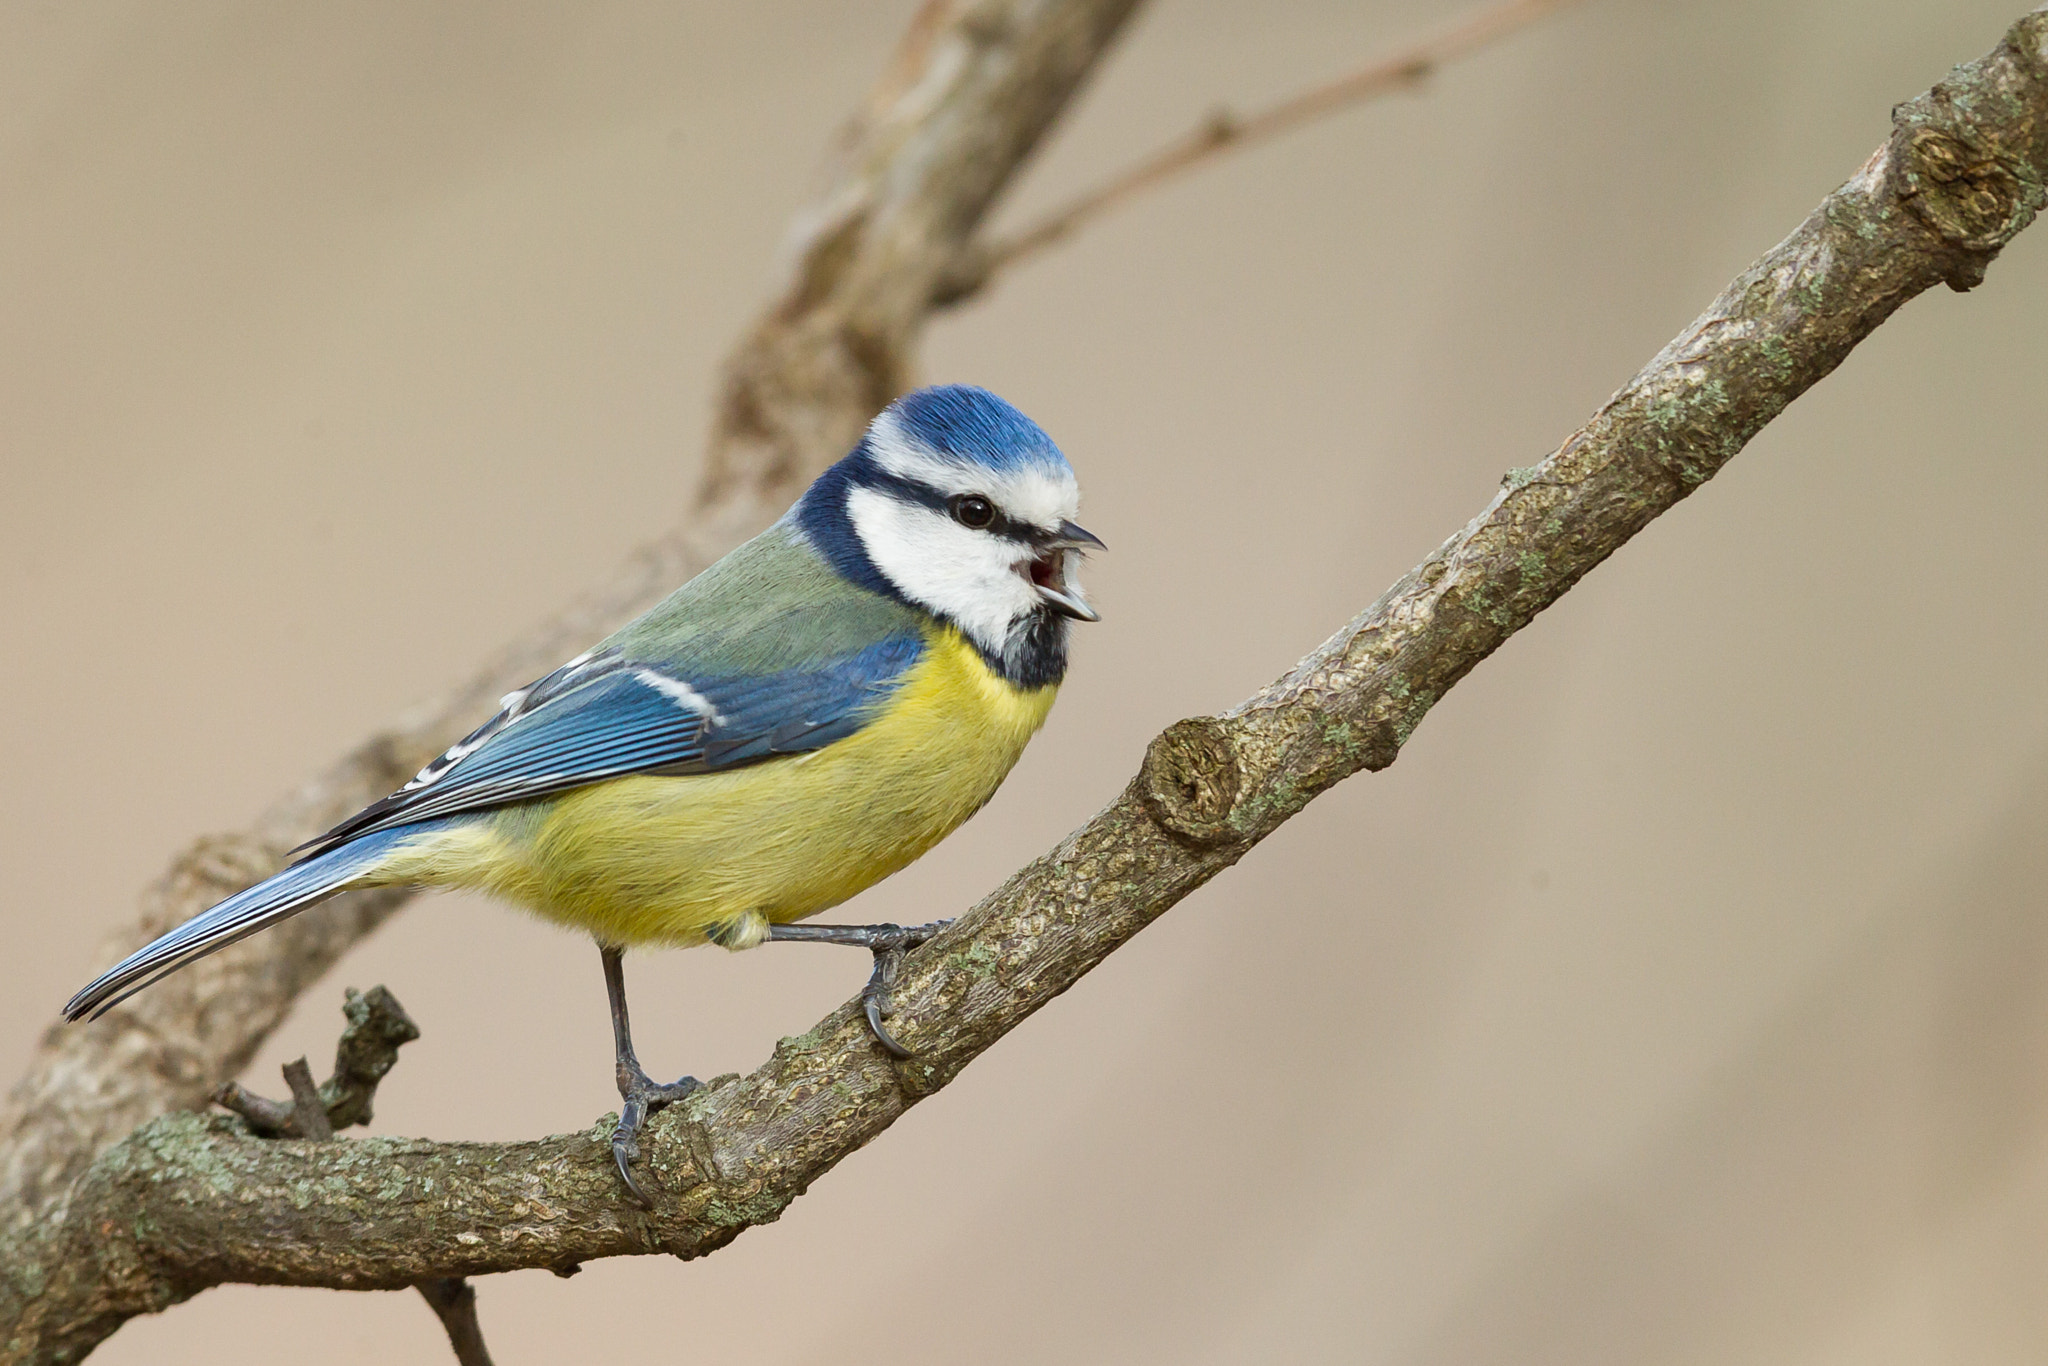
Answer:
[699,0,1145,522]
[7,7,2045,1361]
[0,0,1140,1256]
[936,0,1582,305]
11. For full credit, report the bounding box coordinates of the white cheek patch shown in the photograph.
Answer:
[847,487,1038,653]
[867,411,1081,531]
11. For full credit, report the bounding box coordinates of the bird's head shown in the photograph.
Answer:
[791,385,1102,687]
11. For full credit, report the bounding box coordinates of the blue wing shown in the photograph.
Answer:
[298,632,926,857]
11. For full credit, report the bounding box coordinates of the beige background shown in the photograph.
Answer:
[7,1,2048,1362]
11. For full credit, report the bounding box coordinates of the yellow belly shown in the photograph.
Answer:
[376,626,1056,948]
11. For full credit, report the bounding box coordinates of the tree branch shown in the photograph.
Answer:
[8,7,2045,1363]
[936,0,1583,305]
[701,0,1146,520]
[0,0,1142,1267]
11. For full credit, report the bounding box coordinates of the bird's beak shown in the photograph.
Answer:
[1052,520,1106,552]
[1031,521,1103,622]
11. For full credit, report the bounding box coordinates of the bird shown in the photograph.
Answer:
[64,384,1102,1203]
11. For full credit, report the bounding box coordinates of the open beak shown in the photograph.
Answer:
[1029,521,1104,622]
[1052,520,1105,553]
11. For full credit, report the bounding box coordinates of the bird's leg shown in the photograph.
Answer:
[600,944,700,1206]
[766,919,952,1058]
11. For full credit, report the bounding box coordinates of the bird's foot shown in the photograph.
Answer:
[857,919,952,1058]
[611,1067,701,1207]
[767,918,953,1058]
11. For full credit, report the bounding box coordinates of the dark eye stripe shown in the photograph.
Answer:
[861,468,1037,541]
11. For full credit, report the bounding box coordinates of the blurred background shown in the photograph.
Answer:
[7,1,2048,1361]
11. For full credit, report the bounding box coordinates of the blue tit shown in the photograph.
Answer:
[64,384,1103,1202]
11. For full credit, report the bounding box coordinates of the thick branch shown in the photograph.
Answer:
[11,8,2045,1362]
[0,0,1142,1264]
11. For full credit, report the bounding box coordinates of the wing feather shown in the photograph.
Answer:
[297,632,925,857]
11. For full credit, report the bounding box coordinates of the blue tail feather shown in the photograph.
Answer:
[63,825,423,1021]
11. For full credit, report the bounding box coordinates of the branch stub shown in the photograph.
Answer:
[1138,717,1245,847]
[1898,127,2029,252]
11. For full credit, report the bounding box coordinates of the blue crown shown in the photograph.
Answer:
[888,385,1069,475]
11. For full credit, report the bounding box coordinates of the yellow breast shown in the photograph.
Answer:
[382,625,1057,948]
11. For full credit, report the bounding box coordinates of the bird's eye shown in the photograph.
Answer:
[951,494,996,529]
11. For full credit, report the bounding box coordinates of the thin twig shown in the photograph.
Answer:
[211,986,418,1137]
[939,0,1579,302]
[279,1061,332,1142]
[417,1279,495,1366]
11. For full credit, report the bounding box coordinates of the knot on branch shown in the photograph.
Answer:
[1896,127,2032,254]
[1885,8,2048,293]
[2012,10,2048,79]
[1139,717,1245,847]
[213,986,419,1137]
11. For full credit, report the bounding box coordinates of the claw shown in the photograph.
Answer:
[858,921,946,1058]
[612,1097,651,1205]
[608,1075,701,1207]
[864,984,914,1059]
[765,917,952,1059]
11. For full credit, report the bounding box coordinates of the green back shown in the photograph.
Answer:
[600,522,928,674]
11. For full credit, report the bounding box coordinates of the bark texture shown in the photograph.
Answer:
[8,5,2048,1364]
